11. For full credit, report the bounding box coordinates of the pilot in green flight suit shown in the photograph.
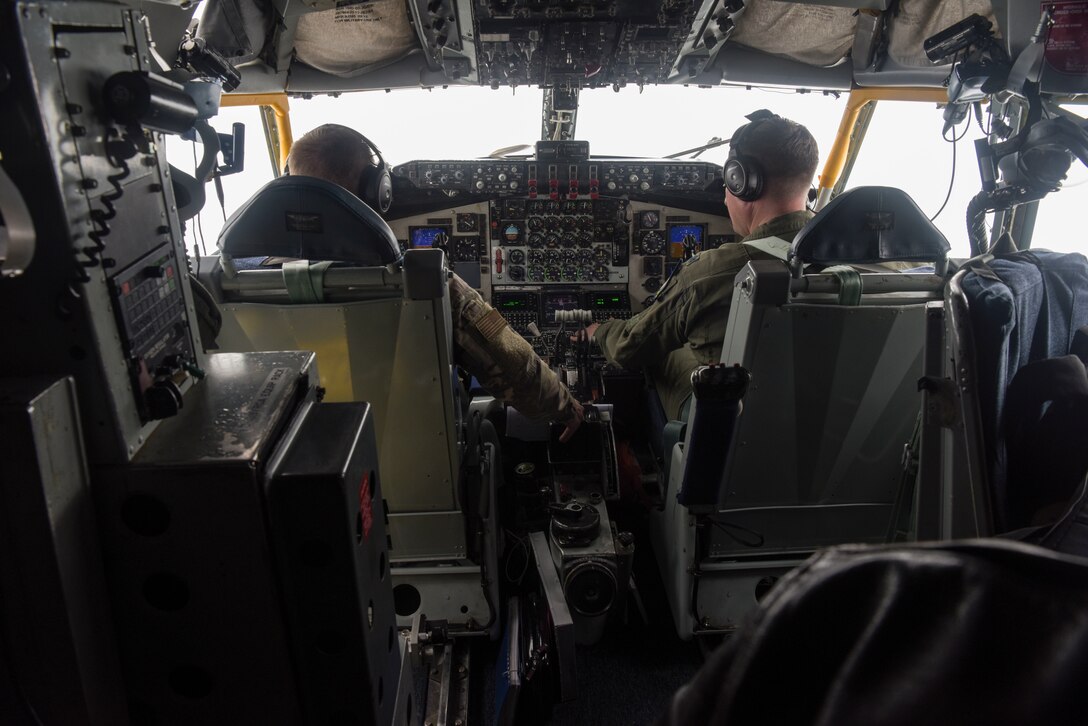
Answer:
[583,111,820,420]
[283,124,584,440]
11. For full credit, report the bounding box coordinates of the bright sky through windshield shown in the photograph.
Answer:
[169,86,1086,260]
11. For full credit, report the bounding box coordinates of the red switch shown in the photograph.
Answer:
[494,247,504,274]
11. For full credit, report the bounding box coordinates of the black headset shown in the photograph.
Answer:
[723,109,781,202]
[284,124,393,214]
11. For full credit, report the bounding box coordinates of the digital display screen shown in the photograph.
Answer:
[585,292,629,309]
[543,291,580,319]
[667,223,706,260]
[494,292,538,312]
[409,226,450,249]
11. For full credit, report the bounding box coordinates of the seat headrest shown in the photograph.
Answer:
[218,175,400,265]
[791,186,950,266]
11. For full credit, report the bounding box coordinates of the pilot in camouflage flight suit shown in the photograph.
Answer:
[285,124,584,440]
[582,111,820,420]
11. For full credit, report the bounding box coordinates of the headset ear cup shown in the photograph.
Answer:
[724,156,763,202]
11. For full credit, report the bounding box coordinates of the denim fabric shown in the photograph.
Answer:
[960,250,1088,529]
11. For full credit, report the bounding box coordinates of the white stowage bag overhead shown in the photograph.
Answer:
[723,0,997,70]
[294,0,420,77]
[730,0,858,67]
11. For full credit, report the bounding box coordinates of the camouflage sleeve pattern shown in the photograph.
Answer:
[448,275,579,424]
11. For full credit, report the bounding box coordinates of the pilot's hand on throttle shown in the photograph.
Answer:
[558,399,584,443]
[569,322,600,345]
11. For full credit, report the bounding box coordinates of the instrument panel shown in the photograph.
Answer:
[386,156,737,344]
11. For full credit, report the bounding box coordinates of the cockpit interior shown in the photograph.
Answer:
[2,1,1088,724]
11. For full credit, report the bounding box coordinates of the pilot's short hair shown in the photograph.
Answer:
[733,116,819,200]
[285,124,372,190]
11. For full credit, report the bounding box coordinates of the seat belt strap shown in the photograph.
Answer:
[824,265,863,306]
[282,260,333,303]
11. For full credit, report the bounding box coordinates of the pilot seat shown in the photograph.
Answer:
[652,186,951,638]
[199,175,500,633]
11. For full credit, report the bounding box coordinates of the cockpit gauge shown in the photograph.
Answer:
[528,233,545,249]
[509,249,526,265]
[545,233,561,249]
[503,223,522,244]
[641,230,666,255]
[639,210,661,229]
[577,232,594,248]
[579,266,595,281]
[593,264,611,281]
[545,216,562,233]
[562,249,578,264]
[545,200,561,214]
[593,246,611,264]
[508,265,526,281]
[577,200,594,214]
[562,200,578,214]
[561,216,577,232]
[545,250,561,266]
[578,249,594,266]
[528,200,545,215]
[455,237,480,261]
[643,276,661,292]
[562,264,578,280]
[545,266,562,282]
[456,213,480,233]
[527,217,545,232]
[528,264,545,281]
[528,249,545,265]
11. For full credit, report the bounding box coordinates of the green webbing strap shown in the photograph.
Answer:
[282,260,334,303]
[824,265,863,306]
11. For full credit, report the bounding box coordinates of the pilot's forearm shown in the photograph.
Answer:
[449,275,579,423]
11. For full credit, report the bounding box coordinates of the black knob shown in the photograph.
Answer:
[144,379,183,420]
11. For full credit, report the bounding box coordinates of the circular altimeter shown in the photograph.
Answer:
[528,233,545,249]
[509,249,526,265]
[641,230,666,255]
[455,238,478,261]
[564,560,618,617]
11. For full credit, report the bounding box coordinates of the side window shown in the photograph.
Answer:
[165,105,273,256]
[844,101,989,258]
[1032,105,1088,255]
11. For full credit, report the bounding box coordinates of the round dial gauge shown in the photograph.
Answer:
[528,249,545,265]
[643,276,661,292]
[593,246,611,264]
[503,223,522,244]
[562,249,578,264]
[527,217,545,231]
[562,264,578,281]
[576,232,594,248]
[544,249,561,266]
[593,264,610,281]
[641,230,666,255]
[578,250,594,266]
[545,200,561,214]
[508,266,525,282]
[545,266,562,282]
[579,266,595,281]
[457,213,479,232]
[544,233,561,249]
[545,216,562,233]
[561,216,577,232]
[509,249,526,265]
[527,233,545,249]
[527,265,545,281]
[639,210,660,229]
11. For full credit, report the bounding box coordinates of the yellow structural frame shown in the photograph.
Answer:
[220,93,294,172]
[818,87,947,199]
